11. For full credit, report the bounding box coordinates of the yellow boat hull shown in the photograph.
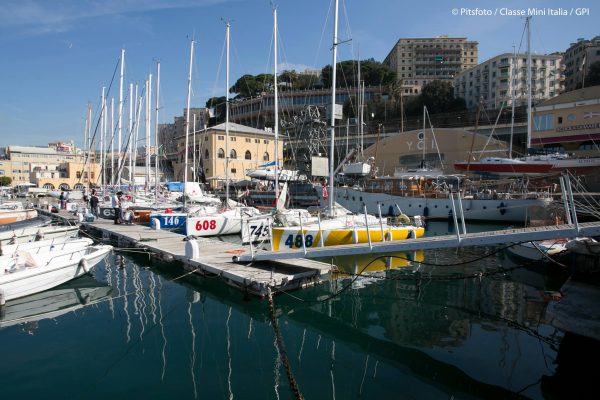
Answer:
[271,225,425,251]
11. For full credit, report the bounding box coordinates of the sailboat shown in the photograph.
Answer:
[271,0,424,251]
[454,17,555,177]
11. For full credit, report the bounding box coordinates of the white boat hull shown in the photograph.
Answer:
[327,186,551,222]
[185,207,261,237]
[0,226,80,246]
[0,245,112,301]
[506,240,568,261]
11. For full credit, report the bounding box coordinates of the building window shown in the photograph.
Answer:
[264,140,268,144]
[245,150,251,160]
[557,116,563,124]
[205,149,209,158]
[218,135,224,140]
[218,148,225,158]
[245,138,251,143]
[230,149,237,159]
[230,136,236,141]
[231,168,237,173]
[255,139,260,143]
[263,152,269,161]
[76,171,81,179]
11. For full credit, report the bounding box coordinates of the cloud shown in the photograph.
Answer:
[0,0,234,35]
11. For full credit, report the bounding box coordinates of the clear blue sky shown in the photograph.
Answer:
[0,0,596,147]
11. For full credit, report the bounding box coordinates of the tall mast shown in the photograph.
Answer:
[328,0,339,215]
[117,48,125,187]
[146,74,152,192]
[155,61,161,202]
[87,103,92,189]
[184,39,195,209]
[193,114,196,182]
[101,87,106,190]
[273,7,279,200]
[225,21,231,205]
[129,82,134,186]
[509,45,516,158]
[357,46,362,153]
[110,97,114,186]
[526,16,532,149]
[422,105,426,167]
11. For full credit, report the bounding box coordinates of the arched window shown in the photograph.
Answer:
[43,183,55,190]
[218,148,225,159]
[205,149,209,159]
[59,183,70,190]
[263,152,270,161]
[245,150,252,160]
[230,149,237,159]
[74,183,84,190]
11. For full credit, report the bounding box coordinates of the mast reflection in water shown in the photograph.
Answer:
[0,238,570,399]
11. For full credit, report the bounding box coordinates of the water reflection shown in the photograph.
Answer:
[0,274,112,331]
[0,246,569,399]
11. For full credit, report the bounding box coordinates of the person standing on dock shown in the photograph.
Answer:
[59,191,65,209]
[112,191,123,224]
[90,189,99,218]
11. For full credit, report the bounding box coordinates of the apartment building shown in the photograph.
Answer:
[563,36,600,92]
[454,53,564,109]
[384,36,478,95]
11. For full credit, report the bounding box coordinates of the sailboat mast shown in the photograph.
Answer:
[154,61,161,203]
[225,22,231,205]
[117,48,125,188]
[526,16,532,149]
[87,103,92,189]
[273,7,280,201]
[146,74,152,192]
[422,105,426,167]
[184,39,195,209]
[357,47,362,153]
[129,82,134,186]
[101,87,106,191]
[328,0,339,215]
[110,97,114,186]
[193,114,196,182]
[509,45,516,158]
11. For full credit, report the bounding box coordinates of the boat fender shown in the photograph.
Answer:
[385,231,393,241]
[408,229,416,239]
[151,218,161,230]
[185,239,200,260]
[78,258,89,272]
[0,288,5,307]
[352,229,359,244]
[35,230,44,241]
[499,202,506,215]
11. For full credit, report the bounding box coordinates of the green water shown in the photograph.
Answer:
[0,221,573,399]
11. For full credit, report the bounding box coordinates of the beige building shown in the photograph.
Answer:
[531,86,600,153]
[1,143,100,189]
[384,36,478,95]
[173,122,282,189]
[454,53,564,109]
[360,128,508,175]
[563,36,600,92]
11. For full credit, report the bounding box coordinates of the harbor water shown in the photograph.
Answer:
[0,220,574,399]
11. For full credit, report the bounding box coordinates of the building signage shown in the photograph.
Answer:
[556,122,600,132]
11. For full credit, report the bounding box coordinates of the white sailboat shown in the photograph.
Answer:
[185,21,263,237]
[271,0,424,251]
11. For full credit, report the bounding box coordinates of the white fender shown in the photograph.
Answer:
[0,288,5,306]
[185,240,200,260]
[151,218,161,230]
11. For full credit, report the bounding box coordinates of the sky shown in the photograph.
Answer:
[0,0,597,148]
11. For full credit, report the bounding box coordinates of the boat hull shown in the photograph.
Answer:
[454,162,553,176]
[149,213,187,232]
[271,225,425,251]
[0,245,112,301]
[0,226,80,246]
[330,186,550,222]
[0,210,38,225]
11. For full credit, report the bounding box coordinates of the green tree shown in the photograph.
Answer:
[229,73,274,99]
[206,96,226,123]
[321,59,396,88]
[405,80,466,116]
[586,61,600,87]
[0,176,12,186]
